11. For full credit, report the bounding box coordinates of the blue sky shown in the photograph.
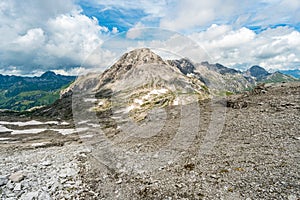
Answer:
[0,0,299,75]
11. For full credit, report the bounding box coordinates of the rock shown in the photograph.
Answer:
[14,183,22,191]
[9,171,25,182]
[59,168,77,178]
[6,181,14,190]
[41,160,52,167]
[20,191,39,200]
[38,191,52,200]
[116,179,122,184]
[0,175,8,186]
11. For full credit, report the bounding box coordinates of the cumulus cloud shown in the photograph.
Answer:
[13,28,46,51]
[0,0,115,76]
[189,25,300,70]
[158,0,300,32]
[0,0,299,75]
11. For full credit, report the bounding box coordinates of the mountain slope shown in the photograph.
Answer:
[169,59,254,93]
[77,48,208,122]
[0,72,76,111]
[279,69,300,79]
[44,48,209,121]
[260,71,298,83]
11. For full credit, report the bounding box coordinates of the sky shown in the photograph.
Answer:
[0,0,299,76]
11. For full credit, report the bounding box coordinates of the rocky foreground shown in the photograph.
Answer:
[0,82,299,200]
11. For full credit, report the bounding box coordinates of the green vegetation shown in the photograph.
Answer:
[0,88,62,111]
[260,72,298,83]
[0,72,76,111]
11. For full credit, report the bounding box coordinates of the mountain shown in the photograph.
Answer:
[33,49,299,120]
[39,48,209,121]
[169,59,254,93]
[245,65,270,79]
[244,65,298,83]
[200,61,241,75]
[279,69,300,79]
[261,71,298,83]
[0,72,76,111]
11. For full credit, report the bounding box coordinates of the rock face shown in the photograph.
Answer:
[9,171,25,183]
[200,61,241,75]
[0,176,8,186]
[169,59,254,93]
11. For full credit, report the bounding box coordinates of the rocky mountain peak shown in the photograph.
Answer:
[115,48,166,67]
[247,65,270,78]
[95,48,167,89]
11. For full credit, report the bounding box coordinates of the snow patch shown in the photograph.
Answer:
[0,138,13,141]
[173,97,180,106]
[84,98,98,103]
[143,88,169,99]
[0,125,12,132]
[80,134,94,139]
[0,120,69,126]
[31,142,51,147]
[134,99,144,105]
[12,129,47,135]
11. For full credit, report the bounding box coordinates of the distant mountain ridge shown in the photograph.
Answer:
[0,72,76,111]
[1,49,298,113]
[279,69,300,79]
[38,48,298,121]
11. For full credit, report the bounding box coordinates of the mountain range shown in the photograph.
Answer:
[30,48,298,121]
[0,48,298,113]
[0,72,76,111]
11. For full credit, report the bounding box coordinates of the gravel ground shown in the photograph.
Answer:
[0,82,299,199]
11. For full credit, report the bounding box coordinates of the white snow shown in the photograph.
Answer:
[134,99,144,105]
[54,127,89,135]
[0,138,12,141]
[78,120,89,125]
[84,98,98,103]
[80,134,94,139]
[187,73,195,77]
[143,88,168,99]
[173,97,180,106]
[87,123,101,128]
[0,121,89,135]
[126,105,137,112]
[31,142,51,147]
[11,129,47,135]
[0,120,69,126]
[0,125,12,132]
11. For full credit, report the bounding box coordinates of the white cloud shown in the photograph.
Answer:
[126,22,145,39]
[112,27,119,34]
[13,28,45,50]
[189,25,300,70]
[44,13,107,65]
[52,67,93,76]
[0,0,116,75]
[0,0,299,75]
[159,0,245,31]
